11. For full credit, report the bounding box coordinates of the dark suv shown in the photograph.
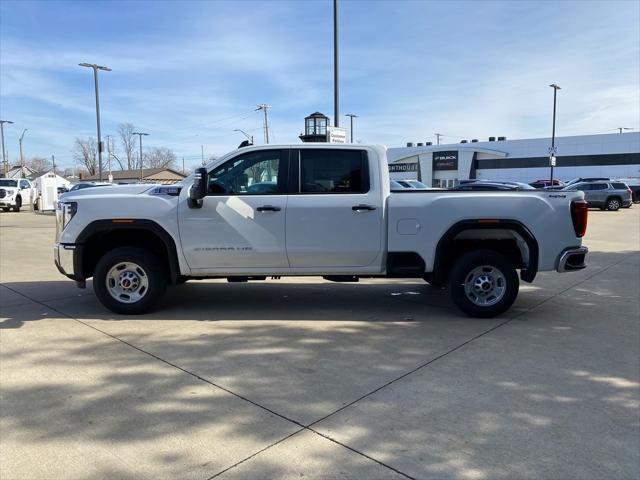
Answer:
[562,181,633,211]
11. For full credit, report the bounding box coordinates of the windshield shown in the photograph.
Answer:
[0,179,18,187]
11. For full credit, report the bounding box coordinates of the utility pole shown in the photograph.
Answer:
[201,145,205,165]
[105,135,113,181]
[182,157,185,174]
[333,0,339,127]
[345,113,357,143]
[0,120,13,175]
[79,63,111,182]
[257,104,271,144]
[51,154,56,174]
[132,131,149,182]
[19,128,27,177]
[435,133,443,145]
[549,84,561,185]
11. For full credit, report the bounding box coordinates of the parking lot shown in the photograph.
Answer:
[1,208,638,479]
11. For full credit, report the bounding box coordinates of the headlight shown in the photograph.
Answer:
[60,202,78,229]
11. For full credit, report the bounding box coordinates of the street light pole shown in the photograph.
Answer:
[345,113,357,143]
[549,84,561,185]
[19,128,28,176]
[234,129,254,144]
[333,0,339,127]
[132,132,149,182]
[79,63,111,182]
[0,120,14,175]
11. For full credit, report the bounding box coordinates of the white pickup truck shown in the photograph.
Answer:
[0,178,35,212]
[54,144,589,317]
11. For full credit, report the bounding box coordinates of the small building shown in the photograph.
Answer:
[2,165,38,179]
[299,112,330,143]
[83,168,186,185]
[388,132,640,188]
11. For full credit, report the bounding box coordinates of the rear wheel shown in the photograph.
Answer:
[93,247,167,314]
[606,197,621,211]
[449,250,519,318]
[12,196,21,212]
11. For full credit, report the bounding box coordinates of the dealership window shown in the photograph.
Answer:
[208,150,285,195]
[300,149,369,193]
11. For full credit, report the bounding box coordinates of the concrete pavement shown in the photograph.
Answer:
[1,208,638,479]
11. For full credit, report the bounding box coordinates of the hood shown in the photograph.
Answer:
[61,183,156,200]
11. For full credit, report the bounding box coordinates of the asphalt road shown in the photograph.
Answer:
[1,207,638,480]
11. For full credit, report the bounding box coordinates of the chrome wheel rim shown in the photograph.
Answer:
[106,262,149,303]
[463,265,506,307]
[609,200,620,210]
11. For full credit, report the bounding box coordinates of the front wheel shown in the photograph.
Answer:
[449,250,519,318]
[93,247,167,314]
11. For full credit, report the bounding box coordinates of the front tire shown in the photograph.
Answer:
[93,247,167,314]
[449,250,519,318]
[12,196,21,212]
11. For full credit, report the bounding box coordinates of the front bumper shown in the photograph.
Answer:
[556,246,588,273]
[0,199,16,207]
[54,243,85,287]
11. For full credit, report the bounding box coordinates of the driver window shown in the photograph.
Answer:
[208,150,284,195]
[20,180,30,189]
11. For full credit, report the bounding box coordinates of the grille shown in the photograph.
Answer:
[0,189,6,199]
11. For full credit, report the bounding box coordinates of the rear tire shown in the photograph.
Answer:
[449,250,519,318]
[93,247,167,315]
[606,197,621,211]
[12,196,21,212]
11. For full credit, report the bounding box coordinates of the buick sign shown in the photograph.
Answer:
[433,151,458,170]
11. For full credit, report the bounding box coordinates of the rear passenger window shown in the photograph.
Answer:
[300,149,369,193]
[592,183,608,190]
[611,183,627,189]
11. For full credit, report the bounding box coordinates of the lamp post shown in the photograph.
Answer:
[19,129,28,176]
[345,113,357,143]
[549,84,561,185]
[132,132,149,182]
[0,120,13,175]
[234,129,254,144]
[333,0,339,127]
[79,63,111,182]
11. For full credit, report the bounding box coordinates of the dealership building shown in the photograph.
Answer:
[387,132,640,187]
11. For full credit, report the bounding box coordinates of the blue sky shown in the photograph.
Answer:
[1,0,639,170]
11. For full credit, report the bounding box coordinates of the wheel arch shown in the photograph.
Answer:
[431,219,539,285]
[75,219,181,284]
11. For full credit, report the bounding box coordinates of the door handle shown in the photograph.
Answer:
[352,204,376,211]
[257,205,281,212]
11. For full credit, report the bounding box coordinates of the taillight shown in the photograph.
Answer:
[571,200,588,237]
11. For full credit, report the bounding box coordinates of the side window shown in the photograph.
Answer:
[611,183,626,189]
[576,183,591,191]
[299,149,369,193]
[592,183,608,190]
[208,150,285,195]
[20,180,30,189]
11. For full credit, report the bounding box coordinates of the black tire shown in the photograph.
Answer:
[12,196,21,212]
[1,207,9,212]
[606,197,621,211]
[449,249,519,318]
[93,247,167,315]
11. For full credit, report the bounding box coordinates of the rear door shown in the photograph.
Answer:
[178,148,290,272]
[285,148,384,271]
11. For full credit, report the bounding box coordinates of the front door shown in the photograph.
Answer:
[178,149,290,273]
[285,148,384,271]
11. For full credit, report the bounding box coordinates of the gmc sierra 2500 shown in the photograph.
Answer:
[55,144,588,317]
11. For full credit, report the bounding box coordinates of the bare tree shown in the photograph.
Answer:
[73,137,98,175]
[144,147,177,169]
[26,156,52,172]
[117,123,136,170]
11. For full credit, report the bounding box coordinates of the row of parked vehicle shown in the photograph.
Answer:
[390,176,636,211]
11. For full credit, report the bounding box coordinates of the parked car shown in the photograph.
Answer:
[452,180,535,191]
[396,179,429,189]
[55,144,588,318]
[530,179,564,189]
[561,181,632,211]
[68,182,111,192]
[0,178,36,212]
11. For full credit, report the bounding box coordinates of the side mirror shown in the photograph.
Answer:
[188,167,208,209]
